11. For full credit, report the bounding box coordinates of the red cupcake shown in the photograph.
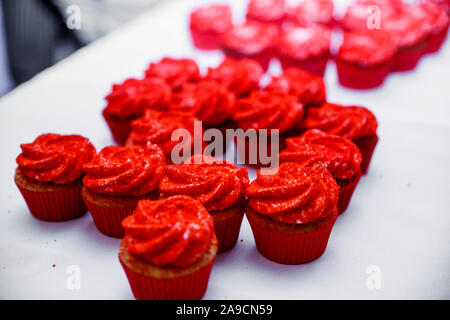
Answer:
[189,4,232,50]
[289,0,335,28]
[82,143,166,238]
[15,134,96,222]
[102,77,171,145]
[431,0,450,15]
[336,30,398,89]
[120,195,217,300]
[416,1,450,54]
[206,58,263,97]
[144,57,200,91]
[246,162,339,264]
[277,24,331,76]
[246,0,287,26]
[159,155,249,253]
[265,67,326,108]
[303,103,378,174]
[279,129,362,214]
[232,90,304,168]
[221,21,278,71]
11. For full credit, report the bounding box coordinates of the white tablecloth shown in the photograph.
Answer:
[0,0,449,299]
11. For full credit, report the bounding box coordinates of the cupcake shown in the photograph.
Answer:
[120,195,217,300]
[246,162,339,264]
[246,0,287,26]
[15,134,96,221]
[279,129,362,214]
[126,109,202,164]
[144,57,200,91]
[159,155,249,253]
[102,77,171,145]
[82,143,166,238]
[431,0,450,15]
[289,0,335,28]
[303,103,378,174]
[221,21,278,71]
[336,30,398,89]
[265,67,326,108]
[206,58,263,97]
[276,24,331,77]
[232,90,304,167]
[189,4,232,50]
[416,1,450,54]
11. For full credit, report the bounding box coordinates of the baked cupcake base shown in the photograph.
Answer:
[119,236,218,300]
[82,187,158,238]
[336,58,393,90]
[354,134,379,175]
[246,207,337,264]
[425,28,449,54]
[336,172,361,214]
[14,168,87,222]
[210,203,245,253]
[392,40,427,72]
[279,54,329,77]
[190,29,222,50]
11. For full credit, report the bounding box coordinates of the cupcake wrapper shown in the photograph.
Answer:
[279,54,329,77]
[246,210,337,265]
[336,58,392,90]
[119,257,215,300]
[392,40,427,72]
[354,134,379,175]
[336,172,362,215]
[190,29,222,50]
[102,109,133,145]
[16,184,86,222]
[223,48,273,72]
[425,28,449,54]
[212,210,244,253]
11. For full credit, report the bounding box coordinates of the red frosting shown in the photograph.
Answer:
[145,58,200,90]
[17,134,96,184]
[279,129,362,180]
[83,143,166,197]
[189,4,232,33]
[159,155,249,212]
[416,1,450,35]
[246,162,339,224]
[206,58,263,97]
[221,21,278,56]
[232,90,304,134]
[246,0,286,22]
[169,80,235,126]
[122,195,214,267]
[277,25,331,60]
[127,109,197,156]
[303,103,378,140]
[338,30,398,66]
[265,67,326,106]
[291,0,334,25]
[103,78,171,119]
[342,0,402,31]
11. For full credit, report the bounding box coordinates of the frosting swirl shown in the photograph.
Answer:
[83,143,166,196]
[291,0,334,25]
[246,162,339,224]
[279,129,362,180]
[303,103,378,140]
[16,134,96,184]
[190,4,232,33]
[232,90,304,134]
[159,155,249,212]
[104,77,171,119]
[246,0,286,22]
[122,195,214,267]
[145,58,200,90]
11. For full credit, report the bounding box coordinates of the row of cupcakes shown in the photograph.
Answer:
[189,0,450,88]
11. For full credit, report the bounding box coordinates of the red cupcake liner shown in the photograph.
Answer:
[336,58,393,90]
[392,40,427,72]
[246,208,337,264]
[425,27,449,54]
[102,109,134,145]
[223,48,273,72]
[279,54,329,77]
[336,172,362,214]
[354,134,378,175]
[119,256,215,300]
[16,183,87,222]
[211,208,244,253]
[190,28,222,50]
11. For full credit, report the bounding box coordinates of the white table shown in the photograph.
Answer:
[0,0,449,299]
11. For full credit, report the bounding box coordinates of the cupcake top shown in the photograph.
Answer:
[16,133,96,184]
[338,30,398,67]
[103,77,171,119]
[169,80,235,126]
[277,24,331,61]
[279,129,362,180]
[246,162,339,224]
[416,1,450,35]
[342,0,402,31]
[265,67,326,106]
[246,0,287,23]
[290,0,334,26]
[83,143,166,197]
[121,195,214,267]
[126,109,197,157]
[206,58,263,97]
[159,155,249,212]
[303,103,378,140]
[232,90,304,134]
[189,4,232,34]
[145,58,200,91]
[221,21,278,56]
